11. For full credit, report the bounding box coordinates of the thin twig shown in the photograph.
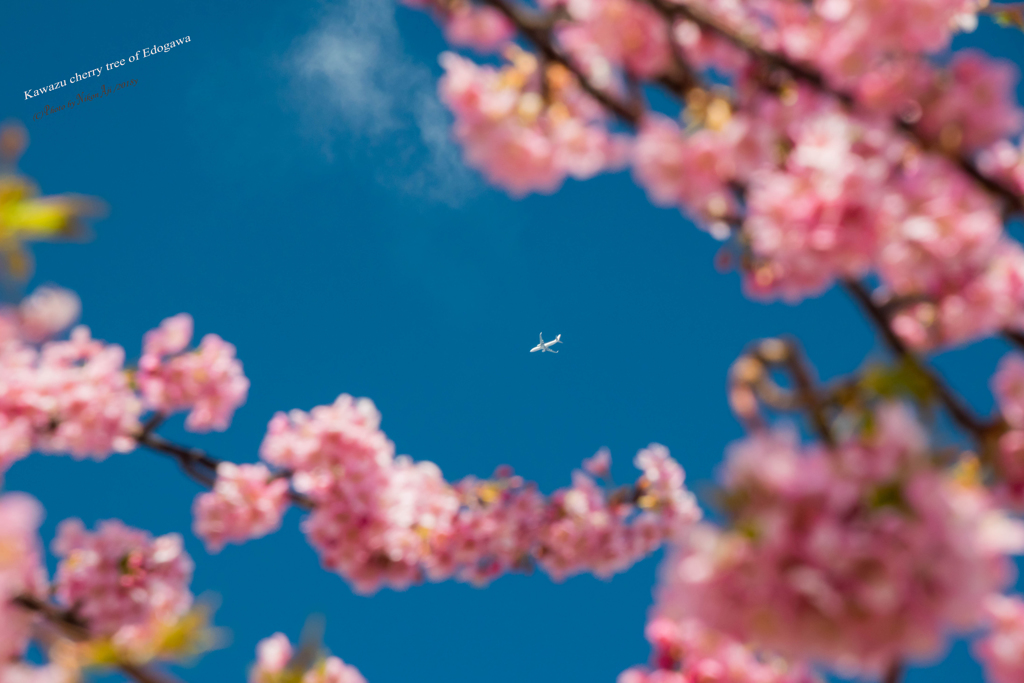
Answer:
[139,412,167,439]
[134,429,315,510]
[883,661,903,683]
[136,431,219,488]
[842,279,994,438]
[1004,328,1024,352]
[12,594,187,683]
[477,0,643,125]
[779,337,836,447]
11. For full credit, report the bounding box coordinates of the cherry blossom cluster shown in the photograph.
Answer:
[992,353,1024,509]
[138,313,250,432]
[0,491,212,680]
[0,493,47,669]
[618,615,819,683]
[250,632,367,683]
[0,284,81,346]
[0,311,250,478]
[438,49,628,197]
[51,518,194,642]
[193,462,291,552]
[410,0,1024,353]
[633,77,1024,350]
[974,594,1024,683]
[0,326,141,472]
[191,393,701,593]
[655,403,1024,675]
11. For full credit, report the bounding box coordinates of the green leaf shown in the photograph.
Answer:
[859,358,934,406]
[994,9,1024,30]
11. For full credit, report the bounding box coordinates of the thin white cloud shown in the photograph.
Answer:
[285,0,477,204]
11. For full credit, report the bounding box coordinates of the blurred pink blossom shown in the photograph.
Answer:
[138,313,250,432]
[51,518,193,637]
[657,404,1024,674]
[193,462,291,552]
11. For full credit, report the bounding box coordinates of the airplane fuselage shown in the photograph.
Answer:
[531,333,561,353]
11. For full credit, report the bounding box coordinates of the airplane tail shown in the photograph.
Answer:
[555,334,562,343]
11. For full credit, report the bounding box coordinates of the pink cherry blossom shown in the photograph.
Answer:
[438,51,624,197]
[877,156,1003,299]
[557,0,672,78]
[16,285,81,344]
[0,327,140,467]
[0,493,47,665]
[892,239,1024,350]
[250,632,293,683]
[995,430,1024,510]
[0,664,76,683]
[619,615,820,683]
[250,633,367,683]
[582,447,611,477]
[261,394,697,592]
[444,5,515,52]
[632,114,740,225]
[657,404,1024,675]
[51,518,193,637]
[974,594,1024,683]
[914,51,1023,153]
[0,285,79,349]
[193,462,291,552]
[534,445,700,581]
[0,413,32,475]
[993,353,1024,429]
[138,313,250,432]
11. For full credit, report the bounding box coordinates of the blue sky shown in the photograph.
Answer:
[4,2,1024,682]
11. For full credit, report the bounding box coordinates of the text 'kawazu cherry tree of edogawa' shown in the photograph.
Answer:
[9,1,1024,682]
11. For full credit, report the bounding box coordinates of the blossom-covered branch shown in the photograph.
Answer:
[842,279,997,439]
[477,0,645,124]
[418,0,1024,354]
[0,301,702,595]
[633,0,1024,214]
[0,493,217,683]
[14,594,188,683]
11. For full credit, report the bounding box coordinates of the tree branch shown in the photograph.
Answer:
[12,594,187,683]
[134,429,315,510]
[477,0,644,126]
[1004,328,1024,352]
[778,337,835,447]
[636,0,1024,214]
[842,279,995,438]
[883,661,903,683]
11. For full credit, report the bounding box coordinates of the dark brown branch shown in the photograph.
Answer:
[883,661,903,683]
[842,279,994,438]
[118,662,187,683]
[779,337,835,447]
[1004,328,1024,352]
[13,594,89,637]
[13,594,186,683]
[134,429,315,510]
[136,431,219,488]
[477,0,643,125]
[139,412,167,439]
[645,0,700,98]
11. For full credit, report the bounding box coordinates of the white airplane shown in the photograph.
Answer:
[531,333,562,353]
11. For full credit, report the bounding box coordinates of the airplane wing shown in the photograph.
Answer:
[539,333,545,343]
[547,348,558,353]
